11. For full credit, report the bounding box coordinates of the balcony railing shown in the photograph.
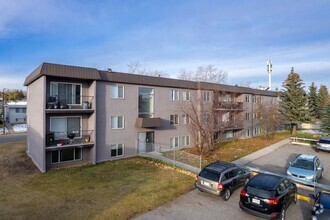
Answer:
[214,101,243,110]
[46,95,94,110]
[46,130,94,148]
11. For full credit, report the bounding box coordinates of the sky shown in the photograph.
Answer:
[1,0,330,91]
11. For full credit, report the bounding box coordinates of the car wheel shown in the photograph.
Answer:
[280,205,286,220]
[222,188,231,201]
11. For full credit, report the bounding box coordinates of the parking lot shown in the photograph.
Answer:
[135,143,329,220]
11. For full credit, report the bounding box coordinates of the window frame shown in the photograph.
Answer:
[49,116,82,139]
[170,114,179,125]
[111,116,125,129]
[170,137,179,148]
[182,91,190,101]
[111,84,125,99]
[203,92,211,102]
[170,89,179,101]
[50,81,82,106]
[51,147,82,164]
[110,143,124,157]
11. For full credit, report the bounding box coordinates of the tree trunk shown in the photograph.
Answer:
[291,123,297,135]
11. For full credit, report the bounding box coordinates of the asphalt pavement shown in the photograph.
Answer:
[0,133,26,144]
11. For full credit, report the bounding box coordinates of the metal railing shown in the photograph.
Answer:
[290,137,318,145]
[214,101,243,110]
[46,95,94,110]
[46,130,94,147]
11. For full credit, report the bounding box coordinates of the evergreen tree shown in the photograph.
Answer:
[321,104,330,133]
[280,67,309,135]
[317,85,330,118]
[308,82,318,119]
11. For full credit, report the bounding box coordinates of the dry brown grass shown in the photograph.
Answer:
[184,131,291,166]
[0,142,194,220]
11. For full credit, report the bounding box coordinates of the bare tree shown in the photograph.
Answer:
[127,61,168,77]
[256,102,283,138]
[178,64,228,84]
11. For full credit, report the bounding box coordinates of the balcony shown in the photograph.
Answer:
[214,101,243,111]
[45,130,94,150]
[135,117,162,128]
[45,95,94,114]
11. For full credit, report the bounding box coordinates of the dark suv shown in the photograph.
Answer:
[240,173,297,219]
[195,161,250,201]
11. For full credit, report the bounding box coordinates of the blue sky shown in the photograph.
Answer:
[1,0,330,91]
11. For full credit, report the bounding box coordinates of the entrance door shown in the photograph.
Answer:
[138,132,147,154]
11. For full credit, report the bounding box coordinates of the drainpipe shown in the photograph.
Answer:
[2,88,5,135]
[251,94,254,138]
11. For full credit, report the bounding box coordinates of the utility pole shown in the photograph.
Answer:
[267,60,272,90]
[2,88,5,135]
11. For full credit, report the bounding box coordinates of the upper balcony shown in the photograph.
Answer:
[213,101,243,111]
[45,95,94,114]
[45,130,94,150]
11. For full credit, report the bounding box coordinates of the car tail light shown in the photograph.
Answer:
[265,198,279,205]
[195,175,198,182]
[240,189,248,197]
[218,182,223,191]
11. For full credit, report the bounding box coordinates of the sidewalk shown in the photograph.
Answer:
[140,138,291,174]
[140,151,201,174]
[5,122,14,134]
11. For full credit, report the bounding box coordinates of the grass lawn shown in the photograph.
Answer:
[0,142,194,220]
[184,131,292,166]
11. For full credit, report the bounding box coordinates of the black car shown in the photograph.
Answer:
[239,173,297,219]
[195,161,250,201]
[310,192,330,220]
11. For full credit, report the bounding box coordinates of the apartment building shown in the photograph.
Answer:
[4,101,27,124]
[24,63,279,172]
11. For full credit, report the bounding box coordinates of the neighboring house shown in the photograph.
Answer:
[24,63,279,172]
[4,101,27,124]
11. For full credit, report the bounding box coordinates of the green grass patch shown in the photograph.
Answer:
[0,143,194,220]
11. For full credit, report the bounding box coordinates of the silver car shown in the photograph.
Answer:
[286,154,324,183]
[316,138,330,152]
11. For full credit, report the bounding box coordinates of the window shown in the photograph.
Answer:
[253,113,257,119]
[246,129,250,137]
[170,137,179,148]
[50,82,81,105]
[203,92,210,101]
[245,95,250,103]
[252,96,256,103]
[245,113,250,121]
[182,114,190,124]
[182,91,190,101]
[170,114,179,125]
[50,116,81,139]
[181,136,190,146]
[202,114,210,123]
[139,87,154,118]
[111,116,124,129]
[254,127,259,135]
[171,90,179,101]
[226,131,234,139]
[111,85,124,99]
[222,112,230,122]
[110,143,124,157]
[15,108,26,113]
[225,94,232,102]
[22,108,26,113]
[257,96,262,103]
[51,148,82,164]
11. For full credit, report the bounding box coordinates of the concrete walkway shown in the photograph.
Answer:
[140,151,201,174]
[141,138,291,174]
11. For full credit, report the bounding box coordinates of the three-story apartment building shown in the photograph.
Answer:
[24,63,279,172]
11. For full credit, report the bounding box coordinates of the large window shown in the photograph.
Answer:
[50,116,81,139]
[170,114,179,125]
[51,148,82,164]
[15,108,26,113]
[50,82,81,105]
[110,143,124,157]
[170,137,179,148]
[171,90,179,101]
[111,85,124,99]
[139,87,154,118]
[111,116,124,129]
[226,131,234,139]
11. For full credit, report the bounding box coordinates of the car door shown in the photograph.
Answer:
[283,179,295,203]
[276,181,288,205]
[227,168,240,189]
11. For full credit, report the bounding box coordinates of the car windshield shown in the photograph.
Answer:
[320,193,330,210]
[319,139,330,144]
[292,159,314,170]
[246,186,275,199]
[199,169,220,182]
